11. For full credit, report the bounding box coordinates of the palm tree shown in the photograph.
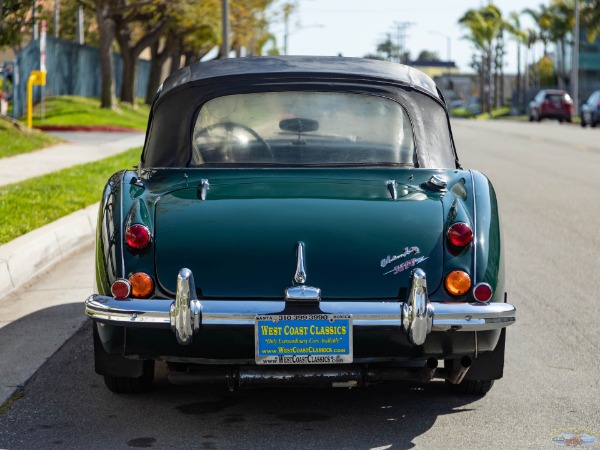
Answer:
[506,12,528,113]
[523,4,553,56]
[459,4,504,114]
[548,0,574,89]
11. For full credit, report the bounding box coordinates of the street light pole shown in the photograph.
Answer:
[572,0,580,114]
[221,0,230,58]
[429,31,452,92]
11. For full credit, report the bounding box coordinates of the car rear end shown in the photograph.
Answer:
[85,56,515,394]
[541,91,573,121]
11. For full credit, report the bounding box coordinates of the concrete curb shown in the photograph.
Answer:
[0,203,99,300]
[34,125,142,133]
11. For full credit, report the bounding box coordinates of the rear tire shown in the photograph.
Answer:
[452,379,495,395]
[103,360,155,394]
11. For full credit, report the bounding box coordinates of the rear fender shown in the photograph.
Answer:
[95,170,159,296]
[470,170,505,303]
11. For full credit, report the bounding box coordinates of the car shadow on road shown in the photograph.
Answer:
[0,317,484,450]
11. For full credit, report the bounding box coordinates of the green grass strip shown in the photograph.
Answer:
[29,96,150,130]
[0,147,141,245]
[0,118,61,158]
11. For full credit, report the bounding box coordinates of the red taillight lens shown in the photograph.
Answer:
[447,222,473,248]
[111,279,131,299]
[125,224,150,249]
[129,272,154,298]
[473,283,493,302]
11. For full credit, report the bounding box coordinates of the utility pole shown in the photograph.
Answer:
[572,0,580,114]
[32,1,38,40]
[76,5,84,44]
[221,0,230,58]
[54,0,60,38]
[283,2,293,55]
[390,22,414,63]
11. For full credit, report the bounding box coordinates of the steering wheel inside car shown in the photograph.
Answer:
[194,122,273,162]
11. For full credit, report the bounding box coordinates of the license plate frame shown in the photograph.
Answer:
[255,314,353,365]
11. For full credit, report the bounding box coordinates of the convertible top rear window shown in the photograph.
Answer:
[191,92,415,167]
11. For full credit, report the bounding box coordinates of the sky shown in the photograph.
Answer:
[273,0,551,74]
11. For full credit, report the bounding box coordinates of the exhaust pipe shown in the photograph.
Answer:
[168,359,463,389]
[443,356,472,385]
[238,366,363,389]
[421,358,438,383]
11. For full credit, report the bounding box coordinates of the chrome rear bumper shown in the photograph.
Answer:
[85,268,515,346]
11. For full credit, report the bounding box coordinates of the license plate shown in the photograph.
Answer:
[255,314,352,364]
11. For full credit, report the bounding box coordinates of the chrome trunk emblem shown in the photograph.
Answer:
[294,242,307,284]
[286,242,321,302]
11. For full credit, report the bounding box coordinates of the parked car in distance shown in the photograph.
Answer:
[85,56,516,397]
[528,89,573,122]
[580,90,600,127]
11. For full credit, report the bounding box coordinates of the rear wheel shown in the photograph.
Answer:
[452,379,495,395]
[93,322,155,394]
[103,360,155,394]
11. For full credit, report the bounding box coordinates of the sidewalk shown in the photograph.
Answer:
[0,131,144,297]
[0,131,144,187]
[0,131,144,407]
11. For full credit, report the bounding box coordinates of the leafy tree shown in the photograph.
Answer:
[580,0,600,43]
[416,50,439,61]
[376,36,399,62]
[0,0,36,52]
[145,0,220,104]
[230,0,274,56]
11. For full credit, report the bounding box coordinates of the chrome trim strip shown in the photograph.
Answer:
[386,180,397,200]
[119,171,126,278]
[285,285,321,302]
[469,170,477,282]
[85,297,515,331]
[200,179,210,201]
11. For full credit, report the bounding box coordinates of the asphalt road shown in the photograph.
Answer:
[1,119,599,449]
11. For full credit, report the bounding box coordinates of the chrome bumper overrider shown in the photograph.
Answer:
[85,268,515,346]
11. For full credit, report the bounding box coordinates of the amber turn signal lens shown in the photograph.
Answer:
[129,272,154,298]
[445,270,471,296]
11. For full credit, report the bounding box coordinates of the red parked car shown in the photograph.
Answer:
[528,89,573,122]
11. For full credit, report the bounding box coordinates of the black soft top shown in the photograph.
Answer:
[142,56,459,169]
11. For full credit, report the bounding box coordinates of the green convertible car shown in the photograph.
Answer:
[85,56,516,395]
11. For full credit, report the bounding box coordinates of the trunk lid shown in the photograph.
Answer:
[153,174,444,299]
